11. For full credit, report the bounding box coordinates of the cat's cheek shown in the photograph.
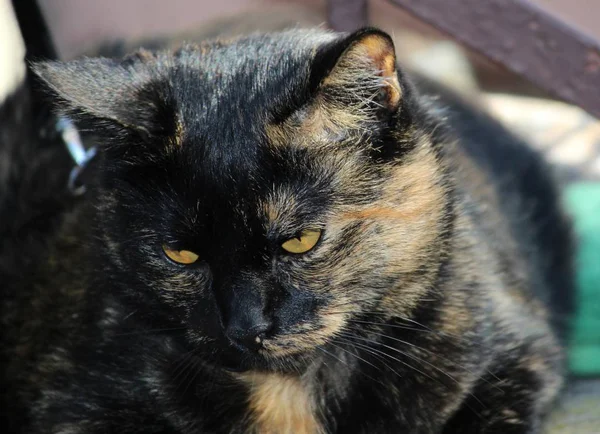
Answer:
[258,306,348,359]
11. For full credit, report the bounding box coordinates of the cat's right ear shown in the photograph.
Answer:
[309,28,402,118]
[32,53,175,142]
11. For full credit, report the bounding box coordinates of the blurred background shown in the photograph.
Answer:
[5,0,600,432]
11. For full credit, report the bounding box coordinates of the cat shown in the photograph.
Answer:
[0,28,573,433]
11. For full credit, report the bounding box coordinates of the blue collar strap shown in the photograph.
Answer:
[57,117,97,196]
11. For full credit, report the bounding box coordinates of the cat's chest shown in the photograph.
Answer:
[237,372,322,434]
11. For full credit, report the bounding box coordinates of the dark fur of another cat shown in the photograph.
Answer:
[0,28,573,433]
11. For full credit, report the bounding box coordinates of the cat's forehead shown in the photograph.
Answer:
[170,31,336,101]
[159,32,341,178]
[188,31,337,70]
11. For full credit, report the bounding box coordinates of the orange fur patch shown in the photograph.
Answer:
[358,34,401,108]
[239,372,321,434]
[340,205,426,223]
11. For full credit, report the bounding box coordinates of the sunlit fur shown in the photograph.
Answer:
[1,28,573,433]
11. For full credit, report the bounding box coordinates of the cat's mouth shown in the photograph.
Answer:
[209,341,304,373]
[212,328,337,373]
[211,346,293,373]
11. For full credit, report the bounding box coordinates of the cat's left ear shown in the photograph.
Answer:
[311,28,401,117]
[32,52,175,141]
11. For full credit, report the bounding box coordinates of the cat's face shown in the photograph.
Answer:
[35,29,449,372]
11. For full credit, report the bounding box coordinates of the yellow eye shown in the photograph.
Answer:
[162,246,199,265]
[281,229,322,254]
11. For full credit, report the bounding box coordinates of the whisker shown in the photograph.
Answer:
[327,340,382,374]
[348,326,502,391]
[333,336,404,380]
[324,339,388,386]
[339,331,488,410]
[180,355,202,398]
[170,347,202,388]
[326,295,384,310]
[337,332,440,385]
[348,318,485,348]
[341,330,457,381]
[326,310,389,317]
[122,309,139,321]
[316,346,350,371]
[198,351,221,408]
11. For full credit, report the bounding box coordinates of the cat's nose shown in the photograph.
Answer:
[226,322,271,352]
[218,276,276,352]
[223,290,273,351]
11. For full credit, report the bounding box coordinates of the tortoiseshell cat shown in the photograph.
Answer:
[0,28,573,433]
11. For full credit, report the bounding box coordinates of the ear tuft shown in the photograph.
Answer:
[351,31,401,109]
[319,28,401,113]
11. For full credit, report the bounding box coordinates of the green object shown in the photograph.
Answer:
[564,183,600,376]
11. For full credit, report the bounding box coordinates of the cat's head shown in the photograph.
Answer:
[35,28,451,372]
